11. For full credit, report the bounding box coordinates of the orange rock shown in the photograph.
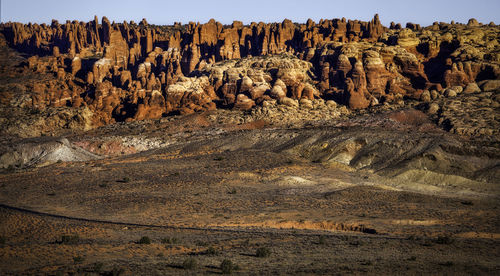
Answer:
[234,94,255,110]
[3,13,498,124]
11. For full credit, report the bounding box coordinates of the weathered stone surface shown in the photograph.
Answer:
[420,90,431,102]
[0,14,498,129]
[444,88,457,97]
[480,79,500,91]
[133,90,165,120]
[234,94,255,110]
[71,57,81,76]
[463,82,481,93]
[427,103,440,114]
[165,76,216,114]
[279,97,299,107]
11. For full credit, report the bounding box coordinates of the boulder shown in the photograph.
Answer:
[270,85,286,99]
[326,100,337,109]
[480,80,500,92]
[467,18,480,27]
[239,76,253,92]
[427,103,440,115]
[279,97,299,107]
[430,90,439,99]
[249,83,270,99]
[299,98,313,109]
[444,88,457,97]
[420,90,431,102]
[234,94,255,110]
[463,82,481,94]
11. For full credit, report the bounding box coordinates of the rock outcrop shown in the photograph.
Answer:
[0,15,498,133]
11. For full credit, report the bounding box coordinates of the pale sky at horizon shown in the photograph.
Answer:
[1,0,499,27]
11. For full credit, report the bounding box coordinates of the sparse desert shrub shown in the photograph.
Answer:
[228,188,237,194]
[59,234,79,244]
[93,262,104,273]
[182,258,197,269]
[206,246,219,255]
[349,240,364,246]
[407,235,419,241]
[256,247,271,258]
[161,237,178,244]
[137,236,151,244]
[220,259,239,274]
[362,227,377,234]
[111,267,125,276]
[29,108,40,115]
[195,240,208,246]
[420,239,433,247]
[117,177,130,183]
[435,235,454,245]
[318,236,326,245]
[105,267,125,276]
[361,260,373,266]
[242,239,250,247]
[73,256,84,263]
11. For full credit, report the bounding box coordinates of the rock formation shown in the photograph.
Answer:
[0,14,498,130]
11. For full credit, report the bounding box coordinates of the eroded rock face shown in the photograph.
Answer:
[0,15,498,133]
[163,54,316,113]
[0,138,100,169]
[165,76,216,114]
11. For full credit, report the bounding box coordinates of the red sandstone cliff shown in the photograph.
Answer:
[0,15,498,125]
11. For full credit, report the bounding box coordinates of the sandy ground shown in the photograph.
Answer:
[0,204,499,275]
[0,112,499,275]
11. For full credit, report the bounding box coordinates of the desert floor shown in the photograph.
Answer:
[1,112,499,275]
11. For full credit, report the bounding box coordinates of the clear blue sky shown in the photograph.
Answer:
[1,0,499,26]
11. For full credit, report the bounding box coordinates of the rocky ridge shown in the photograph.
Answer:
[0,15,499,139]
